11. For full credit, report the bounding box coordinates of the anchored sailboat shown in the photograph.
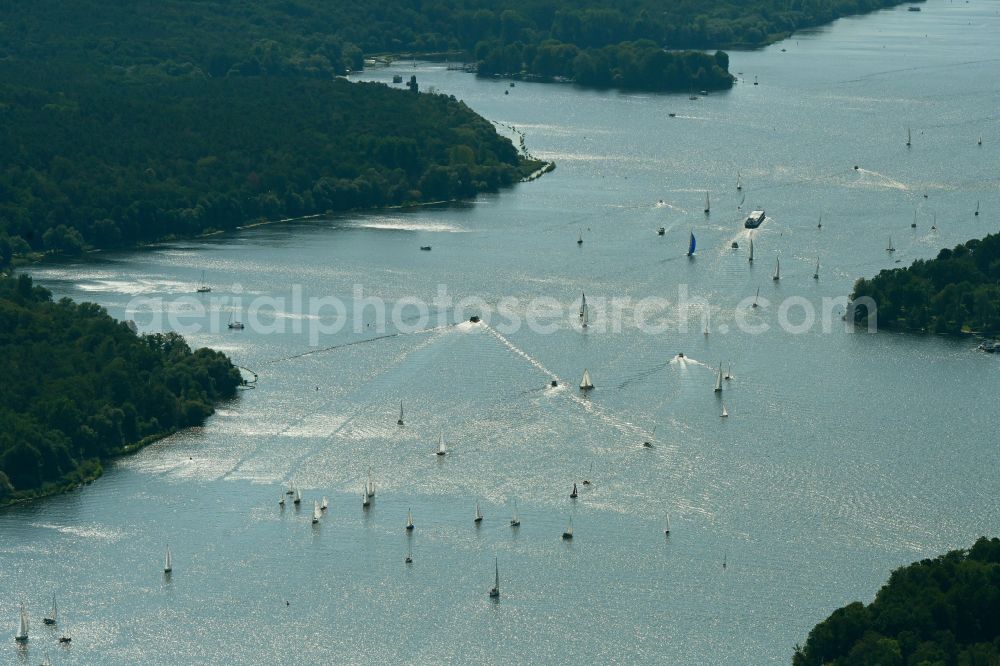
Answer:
[474,502,484,523]
[14,603,28,643]
[164,546,172,574]
[580,368,594,391]
[772,258,780,281]
[582,461,593,485]
[577,230,583,245]
[196,270,211,293]
[489,557,500,598]
[43,596,57,625]
[562,516,574,540]
[687,230,696,257]
[817,214,823,229]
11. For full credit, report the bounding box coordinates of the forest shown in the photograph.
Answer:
[0,274,243,504]
[793,537,1000,665]
[850,233,1000,335]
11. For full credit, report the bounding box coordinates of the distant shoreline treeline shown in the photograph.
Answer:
[794,537,1000,665]
[0,275,243,505]
[850,233,1000,336]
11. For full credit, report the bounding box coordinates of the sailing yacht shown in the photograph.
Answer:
[664,514,671,536]
[975,200,980,217]
[406,508,414,531]
[367,467,376,497]
[14,603,28,643]
[196,270,211,293]
[312,501,321,524]
[687,230,696,257]
[714,364,723,392]
[582,461,593,485]
[725,363,732,380]
[906,127,911,147]
[577,230,583,245]
[581,302,589,329]
[752,286,760,308]
[721,404,729,418]
[887,237,895,252]
[164,546,172,574]
[704,191,710,214]
[912,210,917,228]
[814,258,820,280]
[748,238,754,263]
[405,543,413,565]
[580,368,594,391]
[644,425,657,448]
[817,214,823,229]
[293,488,302,505]
[43,595,57,625]
[321,496,329,511]
[474,502,484,524]
[736,172,742,191]
[227,312,245,330]
[489,557,500,598]
[562,517,574,540]
[772,258,780,281]
[570,483,578,499]
[362,486,371,508]
[397,400,404,426]
[278,493,285,507]
[579,292,587,318]
[510,500,520,527]
[436,433,447,456]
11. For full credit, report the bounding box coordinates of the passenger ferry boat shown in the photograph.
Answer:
[744,210,766,229]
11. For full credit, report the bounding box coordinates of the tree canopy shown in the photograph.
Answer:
[850,233,1000,336]
[0,274,243,504]
[794,537,1000,666]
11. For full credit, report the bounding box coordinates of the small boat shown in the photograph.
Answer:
[510,500,520,527]
[367,467,376,497]
[721,404,729,418]
[744,210,766,229]
[293,488,302,505]
[912,210,917,228]
[420,245,432,251]
[436,433,447,456]
[817,214,823,229]
[164,546,172,574]
[736,171,742,191]
[657,227,665,236]
[362,486,371,508]
[43,595,57,626]
[814,258,820,280]
[725,363,732,380]
[196,270,211,293]
[752,286,760,308]
[723,551,728,569]
[577,230,583,245]
[772,258,780,281]
[931,213,937,230]
[887,237,895,252]
[475,502,484,523]
[562,517,574,540]
[312,501,321,524]
[227,312,245,330]
[581,302,589,329]
[664,514,671,536]
[321,496,328,511]
[405,548,413,565]
[748,238,754,263]
[908,5,921,10]
[704,191,710,214]
[14,603,28,642]
[278,494,285,507]
[570,483,578,499]
[753,75,759,86]
[731,241,739,249]
[978,136,982,146]
[489,557,500,598]
[975,200,980,217]
[579,292,587,318]
[687,230,696,257]
[714,364,723,393]
[643,425,656,448]
[406,508,415,531]
[580,368,594,391]
[397,400,404,426]
[668,112,676,117]
[906,127,911,147]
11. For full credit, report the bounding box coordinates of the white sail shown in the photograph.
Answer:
[406,508,414,529]
[721,404,729,417]
[397,400,404,425]
[367,466,376,496]
[664,514,671,535]
[494,558,500,590]
[164,546,172,573]
[437,433,447,455]
[475,502,483,521]
[814,258,820,279]
[887,236,895,252]
[748,238,754,263]
[773,258,780,281]
[45,595,57,624]
[321,496,328,510]
[15,603,28,641]
[510,499,520,526]
[313,501,322,523]
[907,127,911,146]
[704,191,710,213]
[714,364,723,392]
[581,303,589,328]
[294,487,301,504]
[564,517,574,536]
[580,368,593,390]
[362,486,370,507]
[579,292,587,318]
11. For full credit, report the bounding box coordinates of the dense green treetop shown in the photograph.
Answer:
[794,537,1000,666]
[0,274,243,503]
[850,233,1000,336]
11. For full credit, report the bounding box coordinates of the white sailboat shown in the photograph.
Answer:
[570,483,578,499]
[814,258,820,280]
[397,400,404,426]
[582,461,593,485]
[164,546,172,574]
[887,236,895,252]
[581,302,589,329]
[367,467,376,497]
[721,403,729,418]
[772,258,780,281]
[278,493,285,507]
[312,501,321,524]
[714,363,723,392]
[406,508,415,531]
[196,270,211,293]
[975,200,980,217]
[489,557,500,598]
[817,214,823,229]
[644,425,656,448]
[579,368,594,391]
[579,292,587,318]
[436,433,447,456]
[227,311,244,330]
[510,500,520,527]
[57,612,70,643]
[562,516,574,540]
[736,171,742,191]
[704,191,710,214]
[725,363,732,380]
[748,238,754,263]
[664,514,671,536]
[293,487,302,505]
[752,286,760,308]
[14,603,28,643]
[906,127,911,147]
[577,230,583,245]
[43,595,57,625]
[362,486,371,508]
[321,496,329,511]
[474,502,484,523]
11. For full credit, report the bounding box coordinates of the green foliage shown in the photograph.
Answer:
[850,234,1000,335]
[794,538,1000,666]
[0,275,242,502]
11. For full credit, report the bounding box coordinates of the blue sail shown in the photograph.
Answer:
[688,231,696,256]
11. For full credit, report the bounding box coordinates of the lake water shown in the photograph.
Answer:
[5,2,1000,663]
